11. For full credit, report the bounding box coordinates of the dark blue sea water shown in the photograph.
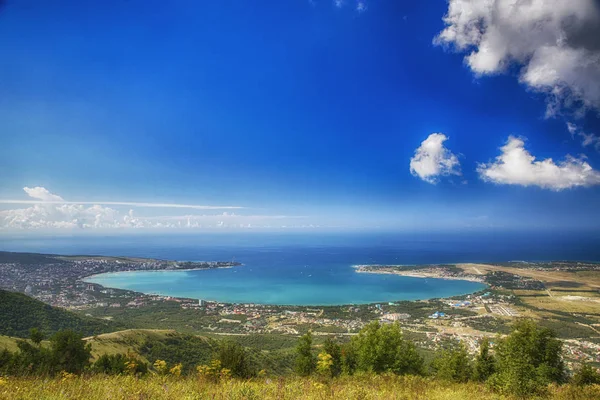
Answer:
[2,231,599,305]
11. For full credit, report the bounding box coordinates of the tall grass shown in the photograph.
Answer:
[0,374,598,400]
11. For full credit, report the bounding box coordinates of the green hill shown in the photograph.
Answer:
[0,251,66,266]
[0,289,122,338]
[85,329,294,375]
[84,329,181,357]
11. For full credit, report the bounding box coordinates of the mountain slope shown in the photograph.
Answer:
[0,289,122,338]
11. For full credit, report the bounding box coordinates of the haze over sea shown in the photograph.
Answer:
[2,231,599,305]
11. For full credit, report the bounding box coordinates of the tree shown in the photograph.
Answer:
[341,342,357,375]
[349,321,423,375]
[29,328,44,346]
[295,331,316,376]
[322,338,342,377]
[572,362,600,386]
[217,340,253,378]
[473,338,495,382]
[432,343,472,383]
[49,330,91,374]
[490,320,565,396]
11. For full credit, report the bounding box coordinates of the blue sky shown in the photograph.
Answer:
[1,0,600,232]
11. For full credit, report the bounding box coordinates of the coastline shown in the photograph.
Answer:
[82,262,488,306]
[353,264,487,284]
[82,265,235,282]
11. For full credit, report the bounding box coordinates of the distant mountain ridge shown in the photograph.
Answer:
[0,251,66,265]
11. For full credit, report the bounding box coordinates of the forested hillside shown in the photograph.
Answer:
[0,251,64,265]
[0,290,120,338]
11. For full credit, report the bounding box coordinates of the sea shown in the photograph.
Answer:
[2,231,599,306]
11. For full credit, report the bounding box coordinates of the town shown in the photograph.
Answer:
[1,251,599,370]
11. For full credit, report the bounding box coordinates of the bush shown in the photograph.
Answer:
[345,321,424,375]
[572,363,600,386]
[197,359,231,382]
[93,354,129,375]
[93,353,148,376]
[432,343,472,383]
[490,319,566,396]
[217,340,254,378]
[316,351,334,377]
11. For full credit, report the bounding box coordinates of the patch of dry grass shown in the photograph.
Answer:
[84,329,180,361]
[521,295,600,315]
[0,375,598,400]
[457,264,600,290]
[0,336,18,352]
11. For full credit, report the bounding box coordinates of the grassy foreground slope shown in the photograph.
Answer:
[0,336,19,352]
[1,327,295,376]
[87,329,294,375]
[1,375,599,400]
[0,290,121,338]
[84,329,184,359]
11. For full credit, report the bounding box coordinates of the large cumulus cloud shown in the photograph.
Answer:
[435,0,600,117]
[477,136,600,190]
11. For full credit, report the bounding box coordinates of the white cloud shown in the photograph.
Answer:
[567,122,600,150]
[477,136,600,190]
[0,200,243,210]
[23,186,64,202]
[410,133,461,184]
[0,187,302,230]
[356,1,366,13]
[435,0,600,117]
[1,203,124,230]
[0,187,243,210]
[334,0,344,8]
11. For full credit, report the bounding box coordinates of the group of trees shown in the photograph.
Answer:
[295,322,425,378]
[295,320,600,396]
[296,323,424,378]
[0,329,92,375]
[0,329,259,379]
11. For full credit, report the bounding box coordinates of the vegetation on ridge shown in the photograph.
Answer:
[0,290,121,338]
[1,319,600,399]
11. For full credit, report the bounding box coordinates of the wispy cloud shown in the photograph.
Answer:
[0,200,243,210]
[0,187,305,230]
[566,122,600,151]
[0,187,243,210]
[331,0,366,13]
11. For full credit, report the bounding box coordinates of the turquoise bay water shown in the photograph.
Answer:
[4,231,600,305]
[84,268,486,305]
